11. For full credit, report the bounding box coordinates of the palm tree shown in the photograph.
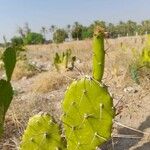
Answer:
[24,22,31,35]
[41,26,47,39]
[72,22,82,40]
[17,26,25,38]
[49,25,56,41]
[67,24,71,41]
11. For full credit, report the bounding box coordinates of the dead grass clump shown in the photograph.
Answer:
[12,60,38,80]
[31,71,76,93]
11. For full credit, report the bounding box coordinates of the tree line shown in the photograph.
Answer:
[2,20,150,46]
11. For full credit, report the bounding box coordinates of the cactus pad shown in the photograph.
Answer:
[20,113,66,150]
[3,47,16,81]
[53,49,75,71]
[62,76,115,150]
[141,48,150,67]
[141,34,150,67]
[0,79,13,137]
[0,47,16,137]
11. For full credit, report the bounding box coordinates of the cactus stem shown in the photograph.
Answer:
[92,26,105,82]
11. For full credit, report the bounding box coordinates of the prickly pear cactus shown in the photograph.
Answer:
[62,26,115,150]
[54,49,75,71]
[0,80,13,135]
[20,113,66,150]
[3,47,16,81]
[0,47,16,137]
[141,34,150,67]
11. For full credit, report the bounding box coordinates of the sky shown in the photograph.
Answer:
[0,0,150,42]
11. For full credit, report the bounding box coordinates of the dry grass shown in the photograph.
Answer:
[31,70,78,93]
[12,60,37,80]
[27,39,92,51]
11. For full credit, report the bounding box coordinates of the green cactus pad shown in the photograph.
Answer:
[3,47,16,81]
[142,48,150,66]
[62,76,115,150]
[0,79,13,137]
[20,113,66,150]
[92,26,105,82]
[53,49,74,71]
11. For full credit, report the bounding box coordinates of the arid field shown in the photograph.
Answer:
[0,36,150,150]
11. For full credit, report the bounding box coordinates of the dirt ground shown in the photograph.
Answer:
[0,36,149,150]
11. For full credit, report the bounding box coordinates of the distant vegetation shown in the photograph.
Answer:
[1,20,150,46]
[23,32,44,45]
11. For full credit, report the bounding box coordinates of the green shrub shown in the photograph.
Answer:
[23,32,44,45]
[11,36,24,47]
[71,22,83,40]
[53,29,68,43]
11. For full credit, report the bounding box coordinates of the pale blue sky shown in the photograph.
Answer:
[0,0,150,42]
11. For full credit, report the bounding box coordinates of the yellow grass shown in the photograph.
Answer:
[31,70,78,93]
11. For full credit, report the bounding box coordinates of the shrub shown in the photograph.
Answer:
[11,36,24,47]
[53,29,68,43]
[23,32,44,45]
[12,60,39,80]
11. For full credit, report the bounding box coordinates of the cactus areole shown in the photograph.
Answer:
[62,27,115,150]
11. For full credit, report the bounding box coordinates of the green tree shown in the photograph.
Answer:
[23,32,44,45]
[11,36,24,47]
[53,29,68,43]
[140,20,150,34]
[71,22,83,40]
[126,20,137,36]
[81,26,93,39]
[94,20,106,29]
[107,23,118,38]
